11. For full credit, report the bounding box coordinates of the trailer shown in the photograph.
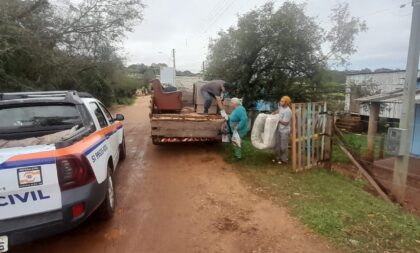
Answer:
[149,80,226,144]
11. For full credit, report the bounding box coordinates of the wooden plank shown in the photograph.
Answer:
[151,120,224,130]
[323,114,333,169]
[321,102,327,160]
[151,118,224,138]
[297,105,302,172]
[336,139,392,204]
[316,104,322,162]
[301,105,307,171]
[292,104,297,172]
[311,103,316,165]
[151,129,220,138]
[307,103,311,168]
[152,112,222,118]
[315,104,322,163]
[152,113,224,121]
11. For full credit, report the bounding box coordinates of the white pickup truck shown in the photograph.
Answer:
[0,91,126,251]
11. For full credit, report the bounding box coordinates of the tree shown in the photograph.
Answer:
[205,1,366,106]
[0,0,145,106]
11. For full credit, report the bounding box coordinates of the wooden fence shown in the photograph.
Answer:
[291,102,332,172]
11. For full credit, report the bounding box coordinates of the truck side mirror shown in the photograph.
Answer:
[114,114,125,121]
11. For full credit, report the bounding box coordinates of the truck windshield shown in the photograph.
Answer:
[0,105,82,131]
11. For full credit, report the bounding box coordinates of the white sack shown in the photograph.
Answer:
[262,115,278,148]
[232,130,242,148]
[251,113,278,150]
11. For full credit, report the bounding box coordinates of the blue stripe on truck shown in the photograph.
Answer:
[0,157,56,170]
[0,126,123,170]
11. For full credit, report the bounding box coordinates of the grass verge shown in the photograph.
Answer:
[115,96,136,105]
[220,138,420,253]
[332,132,385,164]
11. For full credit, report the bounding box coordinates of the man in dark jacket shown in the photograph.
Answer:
[200,80,225,114]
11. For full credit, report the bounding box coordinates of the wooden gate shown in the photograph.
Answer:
[291,102,332,172]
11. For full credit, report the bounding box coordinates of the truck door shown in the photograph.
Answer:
[97,103,121,168]
[87,102,113,182]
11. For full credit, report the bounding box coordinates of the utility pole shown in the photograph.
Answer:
[392,0,420,203]
[172,48,176,85]
[172,48,176,71]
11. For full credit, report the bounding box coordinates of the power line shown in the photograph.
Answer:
[201,0,229,25]
[193,0,233,40]
[199,0,239,39]
[359,1,412,18]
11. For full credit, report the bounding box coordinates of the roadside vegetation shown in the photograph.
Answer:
[0,0,146,106]
[220,138,420,253]
[332,132,385,164]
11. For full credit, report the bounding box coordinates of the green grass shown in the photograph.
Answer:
[220,138,420,253]
[332,133,386,164]
[115,96,136,105]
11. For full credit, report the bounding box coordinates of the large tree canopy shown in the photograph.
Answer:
[205,2,366,106]
[0,0,145,105]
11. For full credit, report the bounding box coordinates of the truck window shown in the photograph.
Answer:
[99,103,113,123]
[0,105,82,131]
[89,102,108,128]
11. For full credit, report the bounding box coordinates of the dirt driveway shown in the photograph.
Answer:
[14,96,339,253]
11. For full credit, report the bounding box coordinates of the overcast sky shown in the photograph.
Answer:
[123,0,414,73]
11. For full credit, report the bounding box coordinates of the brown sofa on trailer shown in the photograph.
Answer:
[151,79,183,112]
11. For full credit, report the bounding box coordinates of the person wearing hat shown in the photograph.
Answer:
[200,80,225,114]
[274,96,292,165]
[229,97,248,159]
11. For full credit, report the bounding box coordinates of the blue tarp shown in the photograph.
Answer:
[255,100,277,112]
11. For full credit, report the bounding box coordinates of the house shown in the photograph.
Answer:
[356,89,420,156]
[345,70,420,119]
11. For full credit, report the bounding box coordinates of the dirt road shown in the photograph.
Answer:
[14,96,338,253]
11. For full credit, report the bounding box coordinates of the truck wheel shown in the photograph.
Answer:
[97,167,115,220]
[119,137,126,160]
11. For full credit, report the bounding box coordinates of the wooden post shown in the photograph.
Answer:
[324,114,334,169]
[298,104,302,171]
[311,103,316,165]
[321,102,327,161]
[307,103,312,168]
[379,133,386,159]
[292,104,297,172]
[366,102,380,162]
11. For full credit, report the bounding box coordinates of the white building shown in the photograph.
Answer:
[345,70,420,119]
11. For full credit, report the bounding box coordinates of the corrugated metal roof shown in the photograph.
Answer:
[355,89,420,104]
[346,70,420,77]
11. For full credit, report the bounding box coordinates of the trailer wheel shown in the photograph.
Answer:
[152,136,162,145]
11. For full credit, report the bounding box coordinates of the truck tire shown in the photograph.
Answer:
[119,137,126,160]
[97,167,115,220]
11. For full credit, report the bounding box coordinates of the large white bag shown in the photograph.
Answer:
[251,113,267,149]
[251,113,278,150]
